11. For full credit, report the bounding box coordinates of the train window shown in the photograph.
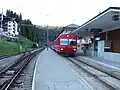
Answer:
[69,39,77,46]
[60,39,68,45]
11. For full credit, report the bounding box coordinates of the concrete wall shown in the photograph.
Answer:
[99,29,120,53]
[86,49,120,62]
[98,52,120,62]
[85,39,120,62]
[86,50,97,56]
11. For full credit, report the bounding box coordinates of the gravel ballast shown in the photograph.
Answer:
[0,54,23,71]
[64,57,114,90]
[11,53,40,90]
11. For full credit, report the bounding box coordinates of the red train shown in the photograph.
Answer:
[50,34,77,56]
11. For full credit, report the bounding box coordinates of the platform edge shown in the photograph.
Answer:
[63,57,95,90]
[32,53,40,90]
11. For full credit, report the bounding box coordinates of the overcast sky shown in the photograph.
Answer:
[0,0,120,26]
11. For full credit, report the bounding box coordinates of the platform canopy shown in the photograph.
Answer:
[71,7,120,37]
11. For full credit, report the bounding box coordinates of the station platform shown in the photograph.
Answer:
[76,54,120,70]
[32,48,94,90]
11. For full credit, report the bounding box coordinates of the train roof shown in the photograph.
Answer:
[58,34,78,39]
[52,34,79,43]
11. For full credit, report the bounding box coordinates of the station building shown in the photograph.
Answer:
[71,7,120,62]
[59,24,79,34]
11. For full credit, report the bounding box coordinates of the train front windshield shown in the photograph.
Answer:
[69,39,77,46]
[60,39,77,46]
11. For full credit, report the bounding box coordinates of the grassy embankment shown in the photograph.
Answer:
[0,35,33,55]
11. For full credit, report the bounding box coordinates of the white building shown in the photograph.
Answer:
[0,14,19,37]
[7,20,18,37]
[61,24,79,34]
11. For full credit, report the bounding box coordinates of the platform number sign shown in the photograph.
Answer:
[112,14,119,21]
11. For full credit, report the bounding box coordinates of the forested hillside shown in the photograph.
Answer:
[6,10,40,43]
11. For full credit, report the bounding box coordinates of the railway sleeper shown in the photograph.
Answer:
[15,80,22,84]
[0,78,9,87]
[6,70,15,75]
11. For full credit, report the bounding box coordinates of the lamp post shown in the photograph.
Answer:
[46,15,49,51]
[47,26,49,50]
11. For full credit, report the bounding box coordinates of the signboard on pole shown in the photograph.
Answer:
[91,28,102,33]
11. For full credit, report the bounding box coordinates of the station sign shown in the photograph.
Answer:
[90,28,102,33]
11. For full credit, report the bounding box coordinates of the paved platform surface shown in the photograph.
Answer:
[76,51,120,69]
[77,55,120,69]
[32,48,94,90]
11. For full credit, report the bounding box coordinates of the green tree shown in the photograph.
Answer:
[19,19,40,43]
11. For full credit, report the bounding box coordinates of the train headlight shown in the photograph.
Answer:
[74,49,76,51]
[61,48,63,50]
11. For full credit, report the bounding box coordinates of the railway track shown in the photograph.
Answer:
[66,57,120,90]
[0,49,42,90]
[0,49,35,60]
